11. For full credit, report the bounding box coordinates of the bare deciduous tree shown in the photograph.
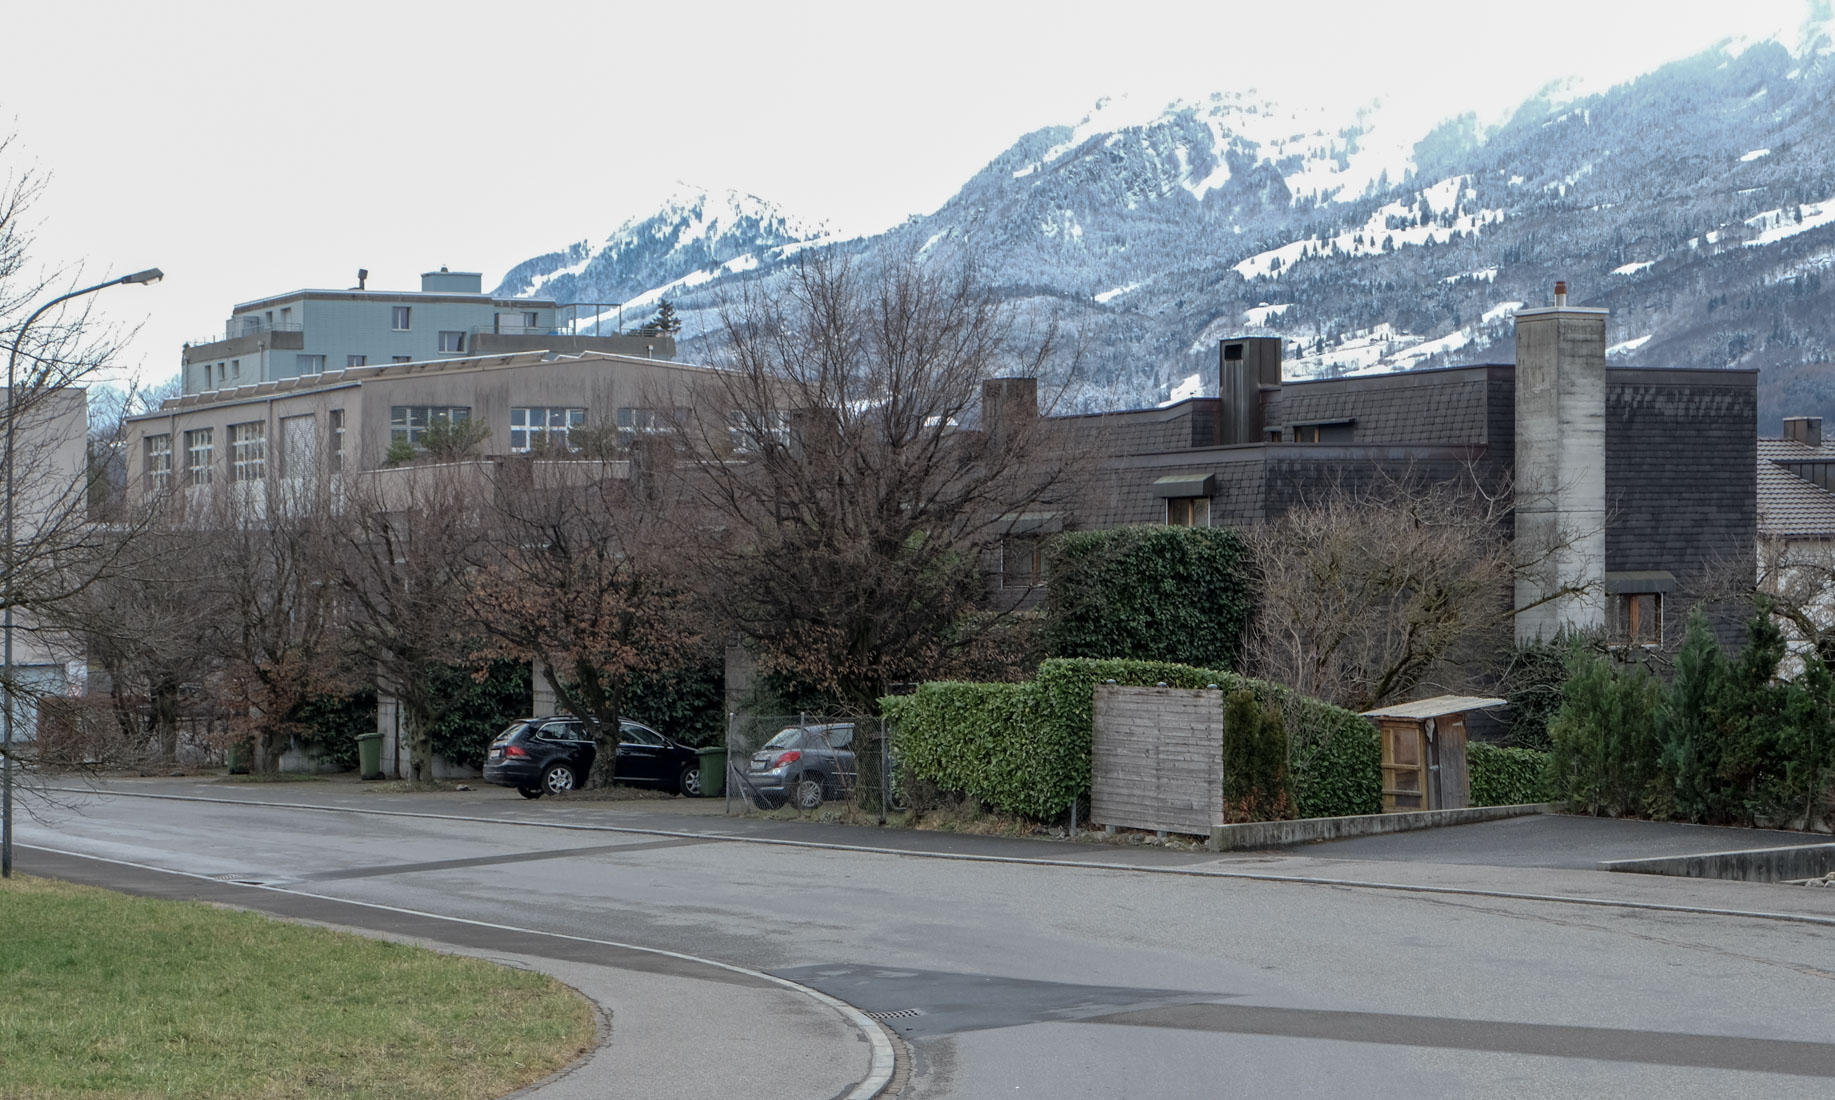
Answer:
[677,256,1084,711]
[469,457,706,787]
[1246,468,1520,711]
[331,464,483,781]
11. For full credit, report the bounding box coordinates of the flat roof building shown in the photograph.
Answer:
[178,267,671,396]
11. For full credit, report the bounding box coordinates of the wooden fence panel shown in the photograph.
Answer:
[1091,685,1223,837]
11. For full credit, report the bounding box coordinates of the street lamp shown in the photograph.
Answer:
[3,267,163,878]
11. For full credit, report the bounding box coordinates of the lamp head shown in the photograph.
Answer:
[121,268,164,286]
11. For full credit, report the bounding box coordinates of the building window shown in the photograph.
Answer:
[347,354,367,368]
[296,353,326,375]
[1167,497,1211,527]
[329,409,345,473]
[438,331,464,354]
[230,421,267,482]
[280,414,317,479]
[215,362,226,387]
[1610,593,1663,647]
[510,406,587,453]
[392,356,411,364]
[185,429,214,484]
[230,359,241,381]
[617,406,661,433]
[392,306,411,331]
[524,310,539,330]
[390,405,471,446]
[1002,536,1044,587]
[144,434,172,491]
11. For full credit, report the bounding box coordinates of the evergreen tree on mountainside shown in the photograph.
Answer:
[630,299,681,337]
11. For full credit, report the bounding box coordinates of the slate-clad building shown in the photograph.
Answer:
[1006,288,1757,648]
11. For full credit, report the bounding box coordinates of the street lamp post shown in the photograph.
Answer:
[3,267,162,878]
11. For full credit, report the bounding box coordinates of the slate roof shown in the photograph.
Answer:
[1757,438,1835,539]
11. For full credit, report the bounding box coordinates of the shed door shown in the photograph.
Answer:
[1380,720,1425,812]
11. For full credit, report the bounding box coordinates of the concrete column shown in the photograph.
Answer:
[1512,290,1609,643]
[376,688,402,780]
[532,658,558,716]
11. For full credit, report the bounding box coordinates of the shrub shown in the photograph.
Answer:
[1223,690,1292,822]
[426,659,532,769]
[1467,743,1552,806]
[1042,526,1253,670]
[294,689,378,771]
[1548,643,1663,816]
[884,656,1380,822]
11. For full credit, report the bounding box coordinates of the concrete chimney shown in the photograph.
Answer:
[1512,283,1609,643]
[1784,416,1823,448]
[982,377,1039,445]
[1218,337,1282,445]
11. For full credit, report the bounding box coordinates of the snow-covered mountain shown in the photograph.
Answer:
[493,184,832,328]
[497,6,1835,428]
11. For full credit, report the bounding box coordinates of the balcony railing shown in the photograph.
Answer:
[186,322,304,347]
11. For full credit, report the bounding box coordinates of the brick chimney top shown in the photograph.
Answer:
[1784,416,1823,448]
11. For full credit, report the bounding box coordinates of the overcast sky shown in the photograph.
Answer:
[0,0,1817,386]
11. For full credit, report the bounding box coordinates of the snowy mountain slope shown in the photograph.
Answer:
[493,184,832,323]
[497,8,1835,428]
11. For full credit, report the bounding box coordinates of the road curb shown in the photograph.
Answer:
[20,843,897,1100]
[45,785,1835,930]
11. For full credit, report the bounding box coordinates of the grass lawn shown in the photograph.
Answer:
[0,876,595,1099]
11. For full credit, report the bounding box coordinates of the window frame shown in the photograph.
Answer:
[509,406,588,453]
[392,305,412,331]
[389,405,472,447]
[229,421,267,483]
[1001,535,1045,588]
[1166,496,1211,527]
[1610,592,1664,648]
[144,434,173,491]
[437,330,465,354]
[328,409,345,473]
[184,428,215,484]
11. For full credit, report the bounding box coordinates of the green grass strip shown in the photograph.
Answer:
[0,875,594,1099]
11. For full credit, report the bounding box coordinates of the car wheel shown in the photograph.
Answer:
[793,774,824,810]
[542,763,577,796]
[678,763,703,798]
[518,787,543,800]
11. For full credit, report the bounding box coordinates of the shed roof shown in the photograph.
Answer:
[1361,695,1507,720]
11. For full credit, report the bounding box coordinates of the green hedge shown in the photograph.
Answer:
[883,657,1381,821]
[1467,743,1553,806]
[1041,527,1253,670]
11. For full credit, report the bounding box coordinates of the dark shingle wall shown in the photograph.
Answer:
[1604,371,1757,647]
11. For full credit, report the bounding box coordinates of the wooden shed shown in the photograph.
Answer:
[1360,696,1505,813]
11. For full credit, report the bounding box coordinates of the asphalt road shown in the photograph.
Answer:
[17,779,1835,1099]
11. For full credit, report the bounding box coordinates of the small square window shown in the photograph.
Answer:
[1167,497,1211,527]
[1610,593,1663,647]
[438,331,464,354]
[392,306,411,331]
[1002,536,1044,587]
[347,354,367,368]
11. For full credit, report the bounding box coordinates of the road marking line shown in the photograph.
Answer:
[44,786,1835,930]
[19,842,897,1100]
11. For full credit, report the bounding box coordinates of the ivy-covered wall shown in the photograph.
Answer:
[883,657,1381,821]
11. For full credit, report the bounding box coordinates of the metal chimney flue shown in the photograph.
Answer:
[1554,280,1568,307]
[357,268,368,291]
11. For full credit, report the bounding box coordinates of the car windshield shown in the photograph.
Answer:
[762,727,815,750]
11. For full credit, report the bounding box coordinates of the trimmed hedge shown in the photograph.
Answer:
[1042,527,1253,670]
[883,657,1381,821]
[1467,743,1553,806]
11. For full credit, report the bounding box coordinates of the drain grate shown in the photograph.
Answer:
[865,1009,923,1020]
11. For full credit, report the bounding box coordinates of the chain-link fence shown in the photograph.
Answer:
[723,712,901,817]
